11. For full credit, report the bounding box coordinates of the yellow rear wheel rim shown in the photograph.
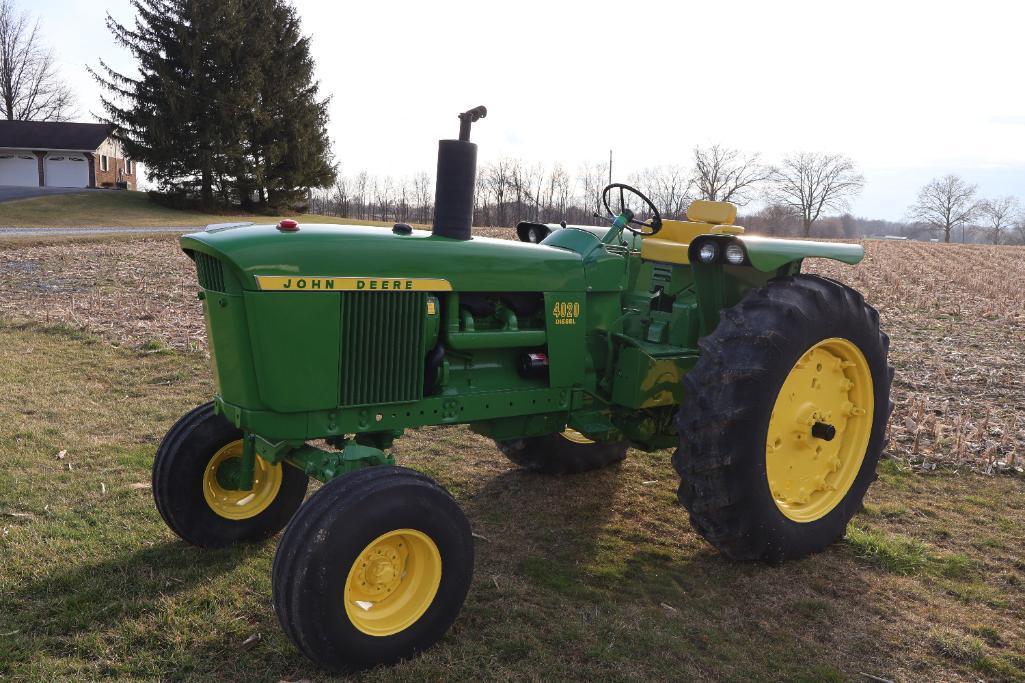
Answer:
[202,440,283,520]
[766,337,874,523]
[560,428,594,445]
[344,529,442,637]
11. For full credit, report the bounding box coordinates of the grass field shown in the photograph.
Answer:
[1,236,1023,681]
[0,190,394,229]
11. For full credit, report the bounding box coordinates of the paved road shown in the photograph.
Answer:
[0,186,96,203]
[0,226,198,237]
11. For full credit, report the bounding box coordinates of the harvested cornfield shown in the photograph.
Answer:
[0,234,1020,473]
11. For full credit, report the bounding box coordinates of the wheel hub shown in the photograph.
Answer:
[765,338,874,522]
[355,543,404,597]
[812,421,837,441]
[202,440,283,520]
[344,529,442,637]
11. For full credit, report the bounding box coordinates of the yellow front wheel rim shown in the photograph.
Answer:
[344,529,442,637]
[766,337,874,523]
[202,440,283,520]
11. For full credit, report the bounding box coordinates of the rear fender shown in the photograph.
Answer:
[736,235,864,272]
[686,234,865,335]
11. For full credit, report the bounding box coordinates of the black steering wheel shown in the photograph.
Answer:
[601,183,663,236]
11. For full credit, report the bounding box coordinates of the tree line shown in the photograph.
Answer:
[313,146,871,238]
[906,175,1023,244]
[312,149,1025,244]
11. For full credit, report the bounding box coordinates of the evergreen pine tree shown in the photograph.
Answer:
[94,0,334,208]
[240,0,334,208]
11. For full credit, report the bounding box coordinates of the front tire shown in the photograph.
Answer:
[673,275,893,562]
[496,430,628,474]
[272,466,474,670]
[152,402,309,548]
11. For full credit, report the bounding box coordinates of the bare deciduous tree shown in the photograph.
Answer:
[331,175,349,217]
[0,0,74,121]
[907,174,979,243]
[692,144,768,206]
[412,172,432,224]
[632,165,691,219]
[743,203,799,236]
[1014,216,1025,246]
[766,152,865,237]
[548,163,570,218]
[577,161,608,219]
[977,195,1019,245]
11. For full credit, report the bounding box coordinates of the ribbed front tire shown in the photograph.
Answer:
[272,466,474,670]
[152,402,308,548]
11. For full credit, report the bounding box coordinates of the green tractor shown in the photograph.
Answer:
[155,106,892,670]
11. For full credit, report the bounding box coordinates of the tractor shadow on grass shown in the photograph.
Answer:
[455,459,900,679]
[461,461,626,591]
[5,538,252,652]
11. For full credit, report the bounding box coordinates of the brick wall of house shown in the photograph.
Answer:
[93,155,136,190]
[94,138,137,190]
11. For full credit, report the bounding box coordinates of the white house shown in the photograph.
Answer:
[0,120,137,190]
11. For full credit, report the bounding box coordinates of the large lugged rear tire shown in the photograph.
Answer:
[272,466,474,671]
[496,430,628,474]
[153,402,309,548]
[673,275,893,562]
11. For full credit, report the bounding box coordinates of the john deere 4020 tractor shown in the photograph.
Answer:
[154,107,892,670]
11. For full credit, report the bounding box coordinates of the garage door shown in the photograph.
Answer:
[0,152,38,186]
[45,154,89,188]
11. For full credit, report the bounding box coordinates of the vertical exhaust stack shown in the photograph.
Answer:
[432,106,487,240]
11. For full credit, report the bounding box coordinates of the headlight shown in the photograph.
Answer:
[724,243,745,265]
[698,243,718,263]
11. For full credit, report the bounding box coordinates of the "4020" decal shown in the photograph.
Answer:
[552,301,581,326]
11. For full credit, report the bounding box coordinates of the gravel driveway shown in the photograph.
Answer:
[0,226,196,237]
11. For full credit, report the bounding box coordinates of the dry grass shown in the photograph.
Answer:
[0,321,1022,682]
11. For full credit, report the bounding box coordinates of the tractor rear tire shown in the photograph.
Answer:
[496,430,628,474]
[673,275,893,562]
[153,402,309,548]
[272,466,474,670]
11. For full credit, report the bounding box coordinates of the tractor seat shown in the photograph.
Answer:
[641,200,744,265]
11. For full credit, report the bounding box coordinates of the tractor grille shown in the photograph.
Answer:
[340,291,426,406]
[193,252,225,292]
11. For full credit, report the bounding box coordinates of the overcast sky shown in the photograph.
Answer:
[35,0,1025,220]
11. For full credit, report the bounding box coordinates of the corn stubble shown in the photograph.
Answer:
[0,235,1021,474]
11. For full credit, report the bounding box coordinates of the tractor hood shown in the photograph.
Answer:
[180,223,587,292]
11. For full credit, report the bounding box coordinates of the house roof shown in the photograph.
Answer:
[0,120,112,151]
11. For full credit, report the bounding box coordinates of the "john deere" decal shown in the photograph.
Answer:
[255,276,453,291]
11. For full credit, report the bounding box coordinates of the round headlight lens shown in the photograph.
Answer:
[725,243,745,265]
[698,243,718,263]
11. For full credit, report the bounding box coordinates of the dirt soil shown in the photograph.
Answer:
[0,234,1020,474]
